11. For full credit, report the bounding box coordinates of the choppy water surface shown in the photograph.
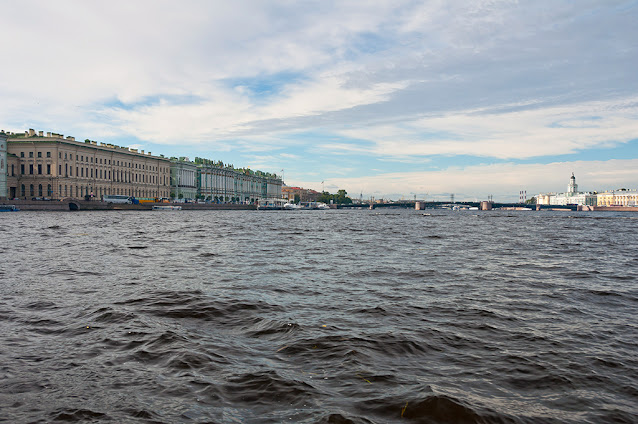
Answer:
[0,209,637,423]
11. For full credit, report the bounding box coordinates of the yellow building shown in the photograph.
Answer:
[597,190,638,206]
[5,129,171,200]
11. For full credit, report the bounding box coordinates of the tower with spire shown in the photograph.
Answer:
[567,172,578,196]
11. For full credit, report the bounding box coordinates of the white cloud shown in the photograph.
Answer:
[333,97,638,159]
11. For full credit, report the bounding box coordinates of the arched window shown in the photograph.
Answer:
[48,185,52,196]
[30,184,35,197]
[21,184,26,197]
[38,184,43,197]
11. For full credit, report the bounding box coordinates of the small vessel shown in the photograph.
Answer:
[283,202,301,210]
[257,199,286,210]
[0,205,19,212]
[152,205,182,211]
[299,201,331,210]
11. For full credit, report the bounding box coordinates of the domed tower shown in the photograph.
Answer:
[567,172,578,195]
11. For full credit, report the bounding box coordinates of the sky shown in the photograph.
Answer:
[1,0,637,201]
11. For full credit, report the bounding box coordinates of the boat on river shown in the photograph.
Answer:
[152,205,182,211]
[0,205,19,212]
[283,202,301,210]
[299,202,331,210]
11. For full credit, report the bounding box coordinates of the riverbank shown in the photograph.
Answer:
[0,199,256,211]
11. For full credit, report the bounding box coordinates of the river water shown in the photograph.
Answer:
[0,209,636,423]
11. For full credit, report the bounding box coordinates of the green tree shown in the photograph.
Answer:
[318,189,352,204]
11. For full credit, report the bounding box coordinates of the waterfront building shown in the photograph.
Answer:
[281,186,321,203]
[596,189,638,206]
[536,173,597,206]
[4,129,171,200]
[0,132,7,198]
[170,158,198,200]
[197,157,282,203]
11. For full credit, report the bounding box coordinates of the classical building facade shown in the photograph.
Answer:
[5,129,171,200]
[536,173,597,206]
[197,160,282,203]
[597,190,638,206]
[0,132,7,198]
[170,158,198,200]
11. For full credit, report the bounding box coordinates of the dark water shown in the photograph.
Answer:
[1,209,637,423]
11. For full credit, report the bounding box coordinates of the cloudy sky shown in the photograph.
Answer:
[1,0,637,201]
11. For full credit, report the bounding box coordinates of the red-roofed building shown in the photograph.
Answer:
[282,185,321,202]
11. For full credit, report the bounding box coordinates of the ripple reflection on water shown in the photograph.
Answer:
[0,210,637,423]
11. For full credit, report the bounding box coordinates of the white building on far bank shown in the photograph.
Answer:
[536,173,597,206]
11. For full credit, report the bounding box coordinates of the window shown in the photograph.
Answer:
[91,157,93,163]
[29,164,34,174]
[38,164,42,174]
[70,154,73,160]
[90,168,93,178]
[64,153,67,159]
[76,167,78,176]
[21,164,25,174]
[21,185,25,197]
[46,152,51,158]
[37,152,42,158]
[29,152,34,158]
[81,168,84,177]
[11,164,14,176]
[59,152,61,158]
[81,155,84,161]
[30,184,34,197]
[47,164,51,174]
[48,185,52,196]
[38,185,43,197]
[21,152,25,158]
[70,167,72,176]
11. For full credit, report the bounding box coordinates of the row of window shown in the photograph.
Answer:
[15,163,168,185]
[19,151,168,172]
[19,183,168,199]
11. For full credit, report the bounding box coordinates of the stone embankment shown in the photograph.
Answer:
[0,199,256,211]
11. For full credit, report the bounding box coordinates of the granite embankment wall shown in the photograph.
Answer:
[0,199,256,211]
[592,206,638,212]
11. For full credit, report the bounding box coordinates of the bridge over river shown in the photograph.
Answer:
[336,201,578,211]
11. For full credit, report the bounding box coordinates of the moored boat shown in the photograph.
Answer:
[152,205,182,211]
[0,205,19,212]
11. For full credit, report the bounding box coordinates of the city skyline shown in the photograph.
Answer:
[1,1,637,201]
